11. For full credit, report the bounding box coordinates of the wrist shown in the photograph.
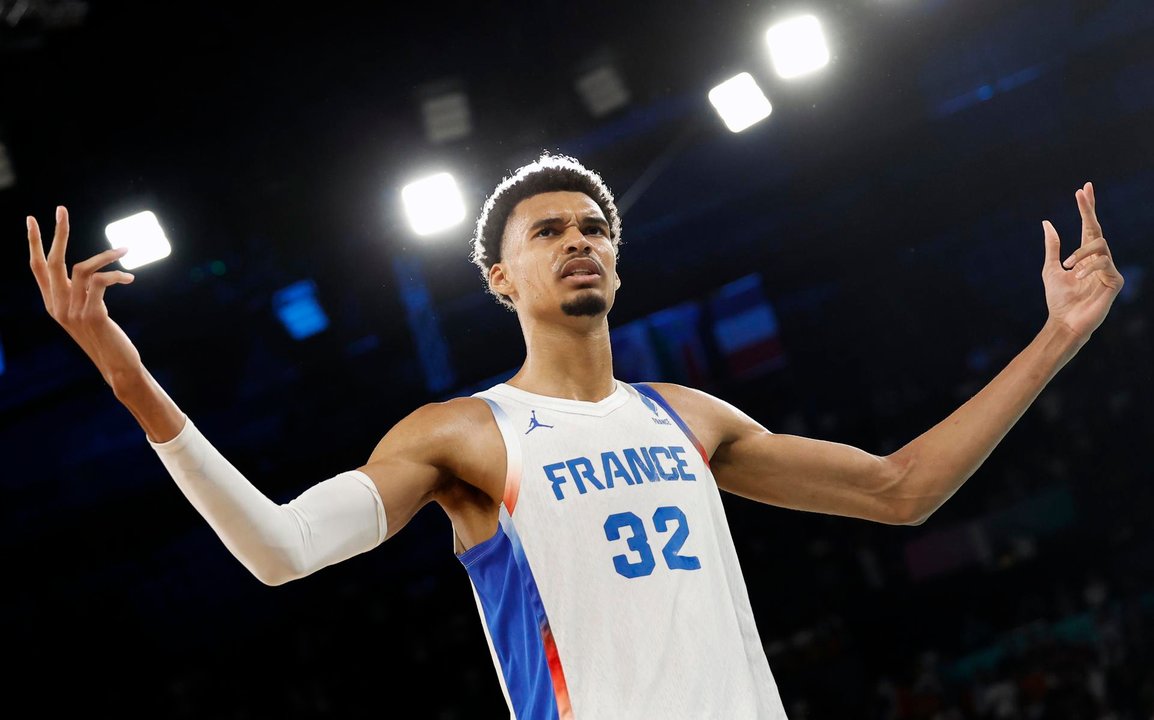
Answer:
[109,366,187,444]
[1040,317,1087,359]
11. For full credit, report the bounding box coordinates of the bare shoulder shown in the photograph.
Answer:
[643,381,717,407]
[643,382,770,458]
[364,395,501,473]
[395,395,498,437]
[356,396,506,537]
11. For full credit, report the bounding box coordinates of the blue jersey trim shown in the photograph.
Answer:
[632,383,710,466]
[459,522,561,720]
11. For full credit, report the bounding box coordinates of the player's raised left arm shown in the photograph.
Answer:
[661,181,1124,526]
[879,181,1124,523]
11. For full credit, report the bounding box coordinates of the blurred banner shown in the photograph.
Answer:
[610,316,664,382]
[708,273,786,381]
[646,300,712,387]
[461,273,783,391]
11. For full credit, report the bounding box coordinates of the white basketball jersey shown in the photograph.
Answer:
[458,379,788,719]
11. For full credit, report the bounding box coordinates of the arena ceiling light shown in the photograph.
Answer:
[104,210,172,270]
[765,14,830,80]
[576,62,630,118]
[420,88,471,144]
[708,72,773,133]
[401,171,467,236]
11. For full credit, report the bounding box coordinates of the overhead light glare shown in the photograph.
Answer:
[766,15,830,80]
[401,172,466,236]
[104,210,172,270]
[708,72,773,133]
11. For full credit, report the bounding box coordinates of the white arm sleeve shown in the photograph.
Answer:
[148,415,388,586]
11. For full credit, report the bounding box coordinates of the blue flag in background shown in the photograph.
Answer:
[610,317,663,382]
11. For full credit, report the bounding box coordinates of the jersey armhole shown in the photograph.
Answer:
[474,394,524,516]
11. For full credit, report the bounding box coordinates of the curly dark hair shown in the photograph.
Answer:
[470,151,622,312]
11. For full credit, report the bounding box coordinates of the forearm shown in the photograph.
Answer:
[887,319,1085,522]
[110,367,387,583]
[149,418,387,585]
[110,366,188,443]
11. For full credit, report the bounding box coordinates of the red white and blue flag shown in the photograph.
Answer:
[708,273,786,381]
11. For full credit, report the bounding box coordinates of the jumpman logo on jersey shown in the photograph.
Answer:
[525,410,554,434]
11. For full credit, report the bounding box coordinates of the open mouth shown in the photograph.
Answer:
[560,257,603,283]
[562,270,601,284]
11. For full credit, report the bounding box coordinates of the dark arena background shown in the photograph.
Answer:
[2,1,1153,717]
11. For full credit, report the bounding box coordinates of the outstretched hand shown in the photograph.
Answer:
[1042,182,1124,343]
[27,205,144,389]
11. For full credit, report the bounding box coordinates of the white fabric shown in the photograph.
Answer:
[148,415,387,585]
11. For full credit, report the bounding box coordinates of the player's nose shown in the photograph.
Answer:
[563,227,594,254]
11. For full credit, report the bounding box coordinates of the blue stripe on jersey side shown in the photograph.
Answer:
[458,521,561,720]
[632,383,710,467]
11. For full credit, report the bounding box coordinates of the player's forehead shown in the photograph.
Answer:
[509,191,606,228]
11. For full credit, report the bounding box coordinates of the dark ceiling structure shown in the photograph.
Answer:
[2,0,1153,716]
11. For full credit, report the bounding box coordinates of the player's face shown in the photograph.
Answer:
[493,191,620,319]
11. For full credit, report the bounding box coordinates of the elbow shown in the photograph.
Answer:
[253,569,297,587]
[901,511,930,527]
[880,453,932,526]
[882,505,929,526]
[897,497,941,526]
[241,551,310,587]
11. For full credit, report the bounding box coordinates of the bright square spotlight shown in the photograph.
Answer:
[708,72,773,133]
[402,172,466,236]
[104,210,172,270]
[766,15,830,80]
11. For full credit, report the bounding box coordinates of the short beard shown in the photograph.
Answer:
[560,291,607,317]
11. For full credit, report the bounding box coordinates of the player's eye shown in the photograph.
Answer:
[536,227,557,237]
[584,225,605,235]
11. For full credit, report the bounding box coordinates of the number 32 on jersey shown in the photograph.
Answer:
[603,505,701,579]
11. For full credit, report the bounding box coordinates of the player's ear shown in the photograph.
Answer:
[615,271,621,290]
[490,262,515,298]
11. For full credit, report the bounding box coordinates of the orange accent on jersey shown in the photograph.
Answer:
[542,624,573,719]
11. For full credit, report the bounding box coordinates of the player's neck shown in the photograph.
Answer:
[508,317,615,402]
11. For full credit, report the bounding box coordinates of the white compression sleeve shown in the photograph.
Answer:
[148,415,387,586]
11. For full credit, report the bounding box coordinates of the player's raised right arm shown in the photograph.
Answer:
[27,206,185,442]
[26,206,443,585]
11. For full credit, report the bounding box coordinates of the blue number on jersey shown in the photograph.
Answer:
[603,506,701,578]
[604,512,656,578]
[654,505,702,571]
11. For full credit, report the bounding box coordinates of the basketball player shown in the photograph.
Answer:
[25,153,1123,718]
